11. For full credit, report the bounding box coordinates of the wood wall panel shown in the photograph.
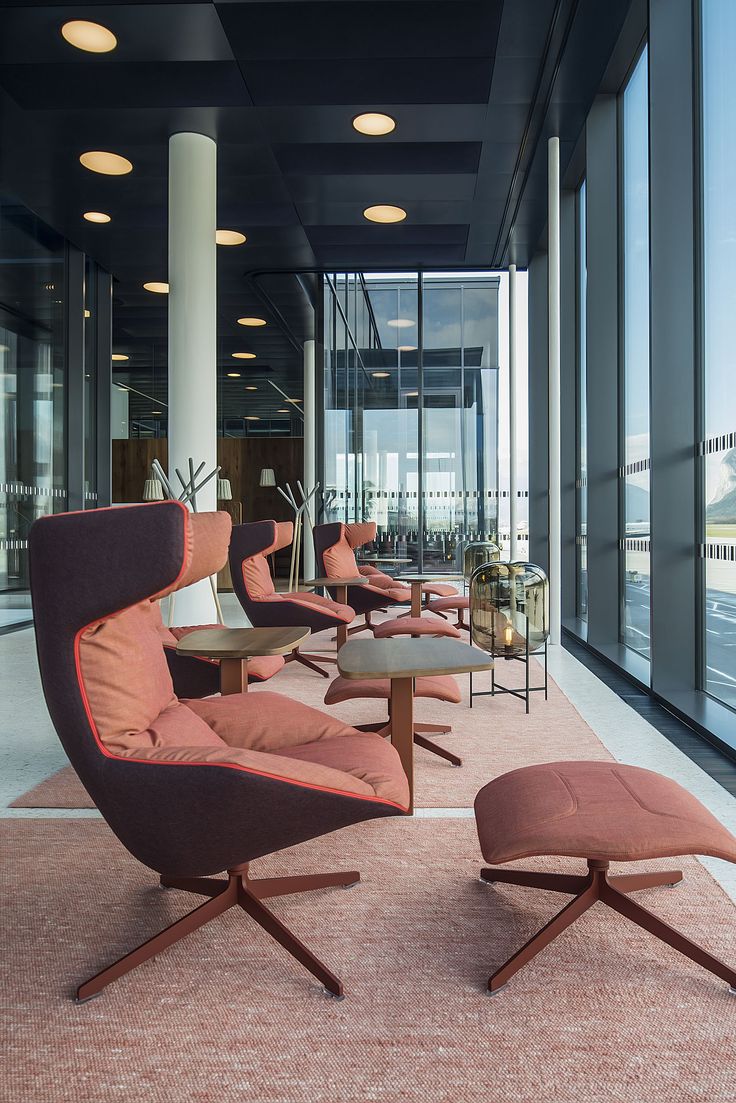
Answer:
[112,437,304,579]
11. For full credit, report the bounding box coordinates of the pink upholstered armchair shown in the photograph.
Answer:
[29,501,409,1002]
[313,521,412,634]
[229,519,354,676]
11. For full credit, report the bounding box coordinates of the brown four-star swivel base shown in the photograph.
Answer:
[481,859,736,994]
[286,648,337,678]
[75,865,359,1004]
[354,718,461,768]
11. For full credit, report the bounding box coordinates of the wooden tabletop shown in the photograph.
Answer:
[176,625,310,659]
[337,637,493,680]
[303,576,368,587]
[396,572,464,583]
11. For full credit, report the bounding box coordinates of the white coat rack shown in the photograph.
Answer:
[151,457,225,627]
[276,480,320,591]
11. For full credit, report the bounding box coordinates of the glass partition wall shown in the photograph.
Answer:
[322,272,500,571]
[701,0,736,710]
[620,46,651,659]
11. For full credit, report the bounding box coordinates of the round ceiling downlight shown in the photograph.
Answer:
[216,230,247,246]
[352,112,396,136]
[80,150,132,176]
[237,317,267,327]
[143,281,169,294]
[398,344,417,352]
[388,318,415,328]
[372,371,390,378]
[61,20,117,53]
[232,352,256,359]
[363,204,406,224]
[83,211,111,224]
[111,353,129,361]
[227,372,241,378]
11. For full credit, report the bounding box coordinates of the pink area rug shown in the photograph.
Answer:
[2,817,735,1103]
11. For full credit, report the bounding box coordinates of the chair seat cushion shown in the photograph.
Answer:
[373,616,461,639]
[280,592,354,622]
[279,732,410,808]
[427,595,470,613]
[246,655,286,682]
[474,761,736,866]
[324,674,461,706]
[421,582,458,597]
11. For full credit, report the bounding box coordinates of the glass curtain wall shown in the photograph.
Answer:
[322,272,500,571]
[701,0,736,709]
[621,46,651,659]
[576,180,588,620]
[0,199,66,629]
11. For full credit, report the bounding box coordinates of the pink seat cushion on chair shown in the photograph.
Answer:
[373,616,461,639]
[427,595,470,613]
[474,761,736,866]
[421,583,458,598]
[324,674,461,706]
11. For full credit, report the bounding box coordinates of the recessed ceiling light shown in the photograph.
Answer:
[388,318,415,328]
[111,353,129,362]
[84,309,91,318]
[245,385,258,391]
[245,415,260,421]
[61,20,117,53]
[80,151,132,176]
[406,391,419,397]
[352,112,396,136]
[83,211,111,224]
[143,281,169,294]
[363,204,406,224]
[232,352,256,359]
[372,371,390,378]
[286,397,301,403]
[151,410,162,416]
[398,344,417,352]
[277,408,289,413]
[216,230,247,246]
[226,372,241,378]
[237,316,267,327]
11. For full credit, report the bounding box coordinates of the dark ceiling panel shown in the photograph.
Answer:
[273,142,482,176]
[0,61,252,110]
[216,1,503,61]
[240,57,496,107]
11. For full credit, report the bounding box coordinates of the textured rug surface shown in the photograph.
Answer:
[11,645,608,809]
[2,818,735,1103]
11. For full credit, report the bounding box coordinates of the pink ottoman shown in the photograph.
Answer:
[474,761,736,994]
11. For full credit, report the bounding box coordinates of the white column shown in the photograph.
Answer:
[168,131,218,625]
[508,262,518,561]
[548,136,562,645]
[303,338,316,580]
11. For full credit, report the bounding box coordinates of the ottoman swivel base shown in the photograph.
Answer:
[481,859,736,994]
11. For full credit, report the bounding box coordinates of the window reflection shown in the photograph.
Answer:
[0,199,66,628]
[322,272,500,572]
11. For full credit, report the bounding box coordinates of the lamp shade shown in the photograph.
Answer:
[142,477,164,502]
[217,477,232,501]
[259,468,276,487]
[469,561,549,658]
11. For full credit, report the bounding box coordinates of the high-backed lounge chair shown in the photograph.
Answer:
[229,519,354,676]
[29,501,409,1001]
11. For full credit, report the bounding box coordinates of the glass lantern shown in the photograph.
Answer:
[468,561,549,712]
[463,540,502,585]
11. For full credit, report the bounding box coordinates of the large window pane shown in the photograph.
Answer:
[621,47,651,659]
[702,1,736,707]
[0,198,66,629]
[576,181,588,620]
